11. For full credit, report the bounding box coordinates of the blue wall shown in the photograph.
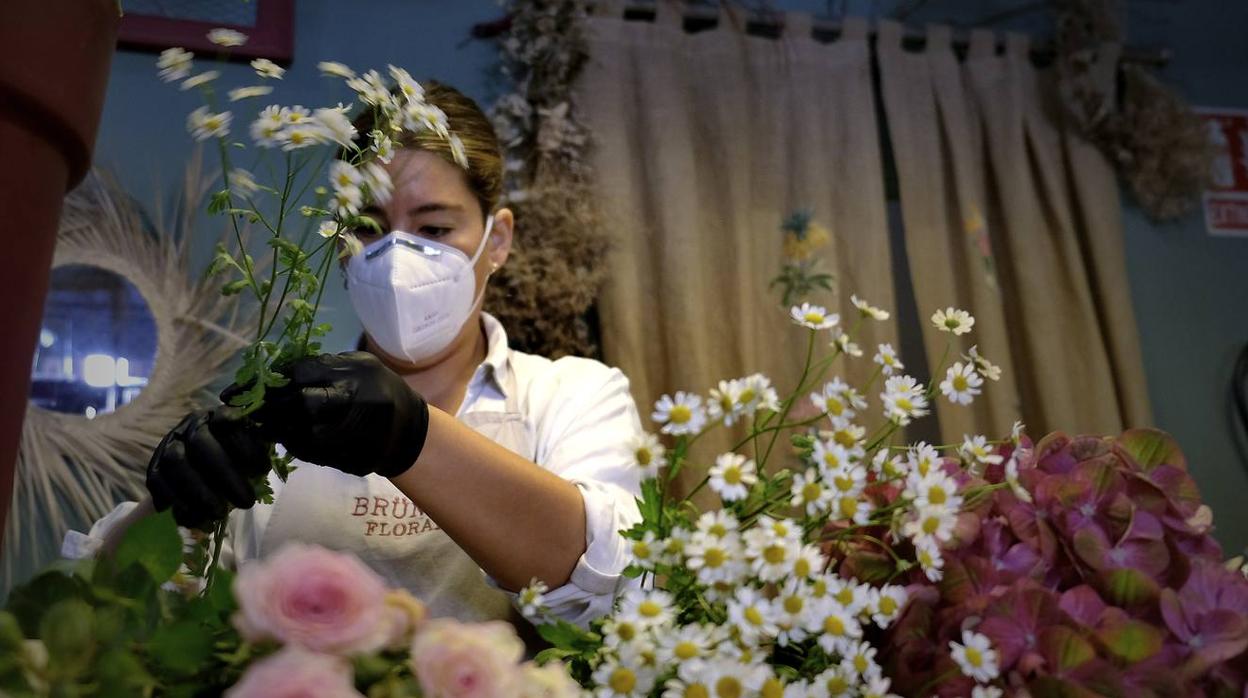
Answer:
[97,1,1248,551]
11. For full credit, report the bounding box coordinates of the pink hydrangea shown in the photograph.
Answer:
[410,619,525,698]
[225,646,364,698]
[232,542,391,655]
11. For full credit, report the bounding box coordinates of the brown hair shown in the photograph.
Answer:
[351,81,504,220]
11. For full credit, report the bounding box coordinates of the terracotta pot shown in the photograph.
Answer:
[0,0,120,546]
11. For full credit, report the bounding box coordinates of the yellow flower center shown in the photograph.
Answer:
[834,431,857,448]
[609,668,637,694]
[686,685,710,698]
[204,116,223,130]
[812,580,828,597]
[744,607,765,626]
[922,516,941,535]
[708,523,727,537]
[823,452,842,468]
[834,475,854,492]
[835,588,854,606]
[879,596,898,615]
[617,623,636,641]
[966,647,984,667]
[763,545,787,564]
[824,615,845,635]
[952,375,969,391]
[762,677,784,698]
[715,677,743,698]
[675,642,699,660]
[703,548,726,568]
[783,596,803,614]
[826,676,849,696]
[723,466,743,485]
[917,460,932,476]
[802,482,822,503]
[639,600,662,617]
[636,448,653,466]
[719,396,734,412]
[804,312,825,325]
[633,542,651,559]
[839,496,858,519]
[896,398,913,412]
[670,405,692,424]
[853,654,869,673]
[794,557,812,577]
[289,131,307,145]
[825,397,844,416]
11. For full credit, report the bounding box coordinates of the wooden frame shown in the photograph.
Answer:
[117,0,294,64]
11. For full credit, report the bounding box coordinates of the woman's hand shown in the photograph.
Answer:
[243,352,430,478]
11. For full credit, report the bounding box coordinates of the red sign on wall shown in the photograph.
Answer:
[1197,108,1248,237]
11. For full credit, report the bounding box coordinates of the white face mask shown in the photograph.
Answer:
[346,215,495,364]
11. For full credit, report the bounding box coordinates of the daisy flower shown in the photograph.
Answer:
[371,131,396,164]
[825,576,869,616]
[313,106,357,149]
[661,676,711,698]
[960,434,1004,466]
[972,687,1004,698]
[186,106,231,141]
[905,470,963,511]
[931,306,975,335]
[318,60,357,79]
[652,392,707,436]
[880,375,929,426]
[940,362,983,406]
[280,124,328,151]
[707,378,746,426]
[388,64,425,102]
[772,581,815,646]
[251,58,285,80]
[907,441,941,477]
[685,532,743,586]
[1004,451,1033,503]
[709,453,758,502]
[180,70,220,91]
[316,221,339,239]
[812,666,854,698]
[695,510,740,539]
[868,585,908,629]
[840,639,881,682]
[790,303,840,331]
[872,343,904,376]
[965,345,1002,381]
[744,526,800,583]
[914,538,945,582]
[657,530,689,566]
[861,676,901,698]
[629,531,659,569]
[832,331,862,357]
[949,630,1000,683]
[809,378,866,420]
[851,294,890,320]
[790,468,833,516]
[156,47,193,82]
[206,27,247,47]
[744,373,782,412]
[727,588,778,646]
[811,439,852,476]
[790,544,824,580]
[601,616,645,649]
[330,160,363,191]
[448,133,470,169]
[227,168,259,196]
[227,85,272,102]
[618,589,676,630]
[812,600,862,656]
[904,504,957,544]
[630,432,666,480]
[1010,419,1026,444]
[250,105,285,147]
[517,579,548,620]
[593,653,657,698]
[825,461,867,499]
[700,659,766,698]
[656,624,716,667]
[331,183,362,218]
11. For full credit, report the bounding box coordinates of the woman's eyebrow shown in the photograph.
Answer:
[407,202,464,216]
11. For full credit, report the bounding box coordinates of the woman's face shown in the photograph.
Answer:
[350,147,513,369]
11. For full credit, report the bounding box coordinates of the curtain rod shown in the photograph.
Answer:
[605,2,1172,68]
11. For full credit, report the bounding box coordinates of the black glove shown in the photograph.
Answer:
[242,351,430,478]
[146,408,272,529]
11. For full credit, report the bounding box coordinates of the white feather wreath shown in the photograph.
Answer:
[3,167,253,588]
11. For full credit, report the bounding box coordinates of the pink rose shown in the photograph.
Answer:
[410,619,525,698]
[225,646,364,698]
[232,543,390,655]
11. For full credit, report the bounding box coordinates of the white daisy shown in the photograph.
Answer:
[593,653,657,698]
[652,392,707,436]
[790,544,825,580]
[880,375,929,426]
[867,585,908,629]
[317,61,357,80]
[206,27,247,47]
[1004,451,1033,503]
[790,468,833,516]
[825,576,870,616]
[772,580,815,646]
[601,616,645,649]
[629,531,660,569]
[851,294,890,321]
[707,379,746,426]
[448,133,470,169]
[914,537,945,582]
[630,432,666,480]
[931,306,975,335]
[840,639,882,682]
[156,47,193,82]
[387,64,425,103]
[316,221,339,239]
[186,106,231,141]
[972,687,1004,698]
[726,587,778,646]
[517,579,548,620]
[250,105,285,147]
[811,666,855,698]
[824,418,867,455]
[227,168,259,196]
[809,378,865,421]
[960,434,1004,466]
[872,343,904,376]
[655,624,716,667]
[832,331,862,357]
[907,442,941,477]
[657,529,689,566]
[700,658,766,698]
[403,99,451,137]
[250,58,285,80]
[812,600,862,656]
[939,362,983,406]
[790,303,840,331]
[685,531,743,586]
[743,525,800,583]
[1010,420,1026,444]
[965,345,1002,381]
[825,461,867,500]
[860,675,901,698]
[904,503,957,544]
[371,130,396,164]
[361,162,393,206]
[227,85,272,102]
[618,589,676,630]
[709,453,758,502]
[811,439,852,476]
[313,106,357,148]
[904,470,963,511]
[329,160,363,192]
[280,124,328,150]
[949,630,1000,683]
[331,183,362,218]
[180,70,220,91]
[695,510,740,539]
[743,373,782,412]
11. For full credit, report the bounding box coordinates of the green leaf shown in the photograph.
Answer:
[93,647,155,698]
[0,611,24,651]
[222,279,251,296]
[536,619,598,653]
[39,599,95,676]
[207,190,231,215]
[113,510,183,583]
[208,567,237,614]
[1116,429,1185,473]
[5,571,88,636]
[148,619,215,675]
[1097,618,1163,663]
[534,647,577,665]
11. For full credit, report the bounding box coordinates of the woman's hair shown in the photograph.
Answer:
[351,81,504,219]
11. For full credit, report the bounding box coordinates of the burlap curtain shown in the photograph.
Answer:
[876,21,1152,440]
[576,5,898,440]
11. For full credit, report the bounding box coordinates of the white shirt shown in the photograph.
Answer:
[64,313,643,627]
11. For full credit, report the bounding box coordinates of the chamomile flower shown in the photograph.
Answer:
[709,453,758,502]
[907,442,941,477]
[812,666,855,698]
[809,378,865,420]
[652,392,707,436]
[851,294,890,320]
[282,105,311,124]
[629,531,660,569]
[707,379,746,426]
[744,526,801,583]
[318,61,356,79]
[186,106,231,141]
[840,639,882,682]
[790,303,839,331]
[950,630,1000,683]
[593,653,657,698]
[790,468,833,516]
[371,131,396,164]
[1004,451,1033,503]
[251,58,285,80]
[361,162,393,206]
[812,599,862,656]
[960,434,1004,466]
[227,168,259,196]
[743,373,782,412]
[517,579,548,620]
[931,307,975,335]
[601,616,646,649]
[832,331,862,358]
[965,345,1002,381]
[872,343,904,376]
[860,675,901,698]
[250,105,285,147]
[836,493,873,525]
[790,544,825,580]
[914,538,945,582]
[280,124,328,151]
[772,580,815,646]
[156,47,193,82]
[905,470,963,511]
[904,504,957,544]
[812,439,852,475]
[825,461,867,499]
[404,100,451,137]
[329,160,363,191]
[940,362,983,406]
[782,679,814,698]
[825,576,870,616]
[181,70,220,91]
[388,64,425,102]
[727,588,778,646]
[313,106,357,148]
[695,510,740,539]
[630,432,666,480]
[1010,419,1026,444]
[227,85,273,102]
[331,183,363,218]
[206,28,247,47]
[701,658,766,698]
[824,417,867,454]
[656,624,716,667]
[868,585,908,628]
[662,676,711,698]
[880,375,929,426]
[657,530,690,566]
[874,449,907,480]
[448,133,470,169]
[316,221,339,239]
[618,589,675,630]
[686,531,743,586]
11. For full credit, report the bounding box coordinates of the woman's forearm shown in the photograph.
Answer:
[389,407,588,591]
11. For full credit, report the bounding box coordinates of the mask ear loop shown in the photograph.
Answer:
[465,214,498,313]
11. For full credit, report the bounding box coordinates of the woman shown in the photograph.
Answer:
[68,82,643,629]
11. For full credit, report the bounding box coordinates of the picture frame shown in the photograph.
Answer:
[117,0,294,64]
